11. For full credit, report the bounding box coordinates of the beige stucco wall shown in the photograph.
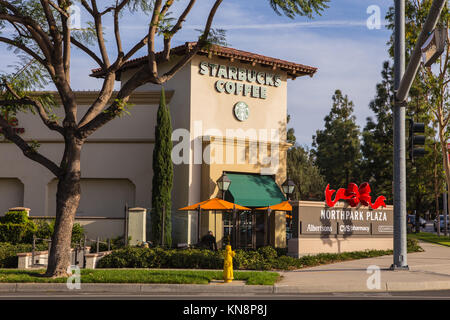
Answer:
[0,178,24,215]
[0,94,162,224]
[2,52,293,246]
[200,137,289,247]
[121,58,193,245]
[122,55,291,246]
[288,237,393,257]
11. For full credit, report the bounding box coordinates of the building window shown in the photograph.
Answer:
[223,212,233,239]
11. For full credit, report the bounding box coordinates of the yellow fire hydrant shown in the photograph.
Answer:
[223,245,235,283]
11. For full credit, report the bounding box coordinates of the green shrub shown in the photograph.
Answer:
[97,247,225,269]
[0,242,47,268]
[407,237,423,252]
[34,220,54,240]
[89,235,128,253]
[0,211,36,244]
[34,219,85,245]
[97,242,424,271]
[0,211,29,224]
[257,246,277,261]
[71,223,85,244]
[98,246,288,271]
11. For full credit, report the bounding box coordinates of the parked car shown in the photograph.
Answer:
[434,215,450,232]
[407,215,427,232]
[419,217,427,228]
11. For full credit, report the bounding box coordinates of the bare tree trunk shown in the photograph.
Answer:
[45,138,82,277]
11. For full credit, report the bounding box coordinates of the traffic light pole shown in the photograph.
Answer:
[392,0,447,270]
[392,0,408,270]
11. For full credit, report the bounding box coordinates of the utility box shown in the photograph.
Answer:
[127,207,147,246]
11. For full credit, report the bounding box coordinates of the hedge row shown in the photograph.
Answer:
[96,246,402,271]
[98,238,423,271]
[97,246,289,270]
[0,211,85,245]
[0,211,36,244]
[0,242,48,268]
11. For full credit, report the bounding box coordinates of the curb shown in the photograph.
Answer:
[0,283,274,294]
[1,281,450,294]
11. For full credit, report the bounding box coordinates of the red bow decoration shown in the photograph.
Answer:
[325,182,387,209]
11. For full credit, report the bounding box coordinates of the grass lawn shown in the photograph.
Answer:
[408,232,450,247]
[0,269,280,285]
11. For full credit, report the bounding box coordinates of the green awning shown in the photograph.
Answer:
[224,173,286,207]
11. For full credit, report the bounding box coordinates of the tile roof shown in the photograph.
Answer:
[90,42,317,80]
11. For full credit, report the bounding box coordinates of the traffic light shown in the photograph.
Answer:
[408,119,427,162]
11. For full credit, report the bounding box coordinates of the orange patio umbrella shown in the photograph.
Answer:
[255,201,292,212]
[179,198,249,211]
[255,201,292,246]
[179,198,250,243]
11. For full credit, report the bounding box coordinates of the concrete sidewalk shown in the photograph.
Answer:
[275,241,450,293]
[0,242,449,295]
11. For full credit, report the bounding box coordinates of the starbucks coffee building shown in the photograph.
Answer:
[0,42,393,253]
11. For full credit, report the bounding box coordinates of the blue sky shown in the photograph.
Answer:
[0,0,395,147]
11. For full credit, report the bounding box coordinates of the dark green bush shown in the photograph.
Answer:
[0,211,36,244]
[257,246,277,260]
[34,220,53,240]
[97,247,225,269]
[71,223,85,244]
[98,246,291,271]
[0,211,29,224]
[407,237,423,253]
[34,219,85,245]
[89,235,128,253]
[97,243,422,271]
[0,242,47,268]
[0,212,85,245]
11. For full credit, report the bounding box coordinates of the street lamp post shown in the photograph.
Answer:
[282,178,295,201]
[217,172,231,200]
[217,172,232,245]
[282,178,295,245]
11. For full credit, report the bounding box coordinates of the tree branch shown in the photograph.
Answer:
[70,37,104,68]
[158,0,223,83]
[48,1,69,18]
[2,83,64,134]
[147,0,164,79]
[91,0,111,67]
[0,36,47,66]
[78,67,151,138]
[0,116,62,177]
[162,0,196,61]
[77,74,116,127]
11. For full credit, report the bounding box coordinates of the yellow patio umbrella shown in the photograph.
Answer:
[179,198,250,243]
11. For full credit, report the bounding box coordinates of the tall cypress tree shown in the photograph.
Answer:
[151,87,173,247]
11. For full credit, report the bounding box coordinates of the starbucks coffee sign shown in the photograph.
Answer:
[199,61,281,99]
